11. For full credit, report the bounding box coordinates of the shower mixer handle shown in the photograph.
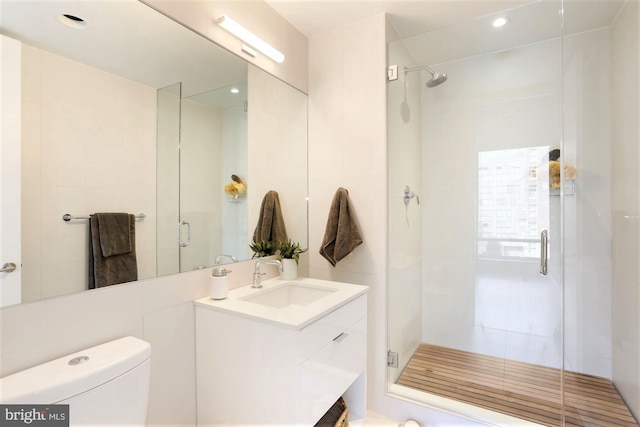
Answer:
[403,185,420,206]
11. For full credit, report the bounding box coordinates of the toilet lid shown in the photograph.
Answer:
[0,336,150,404]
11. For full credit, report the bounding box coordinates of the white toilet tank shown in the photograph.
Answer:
[0,336,151,426]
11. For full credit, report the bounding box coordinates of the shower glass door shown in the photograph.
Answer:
[156,82,249,275]
[387,2,564,424]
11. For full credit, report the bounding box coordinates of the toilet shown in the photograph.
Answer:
[0,336,151,426]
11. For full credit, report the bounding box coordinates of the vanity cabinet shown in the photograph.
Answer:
[195,292,367,426]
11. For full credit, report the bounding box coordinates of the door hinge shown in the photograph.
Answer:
[387,64,398,81]
[387,350,399,368]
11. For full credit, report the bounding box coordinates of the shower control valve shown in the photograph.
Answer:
[403,185,420,206]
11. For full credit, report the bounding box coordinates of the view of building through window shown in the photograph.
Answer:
[477,147,550,261]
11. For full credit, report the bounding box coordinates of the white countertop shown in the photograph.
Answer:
[194,277,368,330]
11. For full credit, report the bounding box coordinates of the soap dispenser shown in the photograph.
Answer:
[210,267,230,300]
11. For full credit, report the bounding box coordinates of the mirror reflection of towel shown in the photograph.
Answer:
[320,188,363,267]
[253,191,288,244]
[89,213,138,289]
[98,213,132,257]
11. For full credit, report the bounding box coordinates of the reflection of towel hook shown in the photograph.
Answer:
[403,185,420,206]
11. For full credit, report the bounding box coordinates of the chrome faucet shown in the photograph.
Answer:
[215,254,238,265]
[252,259,283,288]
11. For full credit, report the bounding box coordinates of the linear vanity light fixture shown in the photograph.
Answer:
[216,15,285,63]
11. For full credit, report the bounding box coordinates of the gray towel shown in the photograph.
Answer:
[319,188,363,267]
[253,190,288,244]
[97,213,132,257]
[89,213,138,289]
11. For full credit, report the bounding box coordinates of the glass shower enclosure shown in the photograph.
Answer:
[387,1,639,425]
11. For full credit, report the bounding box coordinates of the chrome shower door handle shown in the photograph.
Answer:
[540,229,548,276]
[178,221,191,248]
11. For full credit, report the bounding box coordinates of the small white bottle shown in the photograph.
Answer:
[211,267,230,300]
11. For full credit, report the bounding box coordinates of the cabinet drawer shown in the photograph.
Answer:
[298,317,366,425]
[297,295,366,362]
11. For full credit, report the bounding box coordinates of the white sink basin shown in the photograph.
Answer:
[194,277,368,329]
[240,282,336,309]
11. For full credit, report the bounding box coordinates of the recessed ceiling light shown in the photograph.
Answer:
[58,14,88,29]
[492,16,510,28]
[230,88,240,94]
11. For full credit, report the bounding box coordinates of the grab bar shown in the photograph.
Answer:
[63,213,146,222]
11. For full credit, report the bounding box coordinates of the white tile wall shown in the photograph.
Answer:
[308,12,389,416]
[144,302,198,426]
[247,65,308,249]
[611,0,640,417]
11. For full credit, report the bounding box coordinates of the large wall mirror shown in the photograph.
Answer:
[0,0,308,308]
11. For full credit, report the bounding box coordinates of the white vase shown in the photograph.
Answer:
[280,258,298,280]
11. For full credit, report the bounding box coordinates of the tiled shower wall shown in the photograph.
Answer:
[611,0,640,417]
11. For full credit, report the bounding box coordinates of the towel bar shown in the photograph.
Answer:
[62,213,146,222]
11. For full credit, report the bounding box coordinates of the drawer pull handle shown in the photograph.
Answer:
[333,332,348,343]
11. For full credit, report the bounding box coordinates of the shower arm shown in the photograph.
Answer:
[404,65,437,78]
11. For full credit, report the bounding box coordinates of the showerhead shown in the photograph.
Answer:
[404,65,448,88]
[427,72,447,88]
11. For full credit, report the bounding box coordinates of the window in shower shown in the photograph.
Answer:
[477,146,549,261]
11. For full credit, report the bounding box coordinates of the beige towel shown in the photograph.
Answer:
[89,213,138,289]
[253,190,288,244]
[320,188,363,267]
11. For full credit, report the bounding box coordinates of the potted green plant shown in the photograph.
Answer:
[277,240,302,264]
[277,240,303,280]
[249,240,276,258]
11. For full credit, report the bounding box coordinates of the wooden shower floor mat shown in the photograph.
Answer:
[396,344,638,427]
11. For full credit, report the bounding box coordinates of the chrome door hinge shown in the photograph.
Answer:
[387,65,398,81]
[387,350,399,368]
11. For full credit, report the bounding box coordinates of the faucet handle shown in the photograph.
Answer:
[252,271,265,288]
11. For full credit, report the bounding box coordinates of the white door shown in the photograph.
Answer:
[0,35,22,307]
